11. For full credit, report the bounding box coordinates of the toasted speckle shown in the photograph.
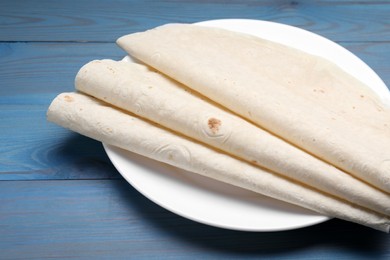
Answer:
[107,67,115,74]
[64,95,74,102]
[208,118,221,134]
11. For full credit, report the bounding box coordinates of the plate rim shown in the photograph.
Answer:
[103,18,389,232]
[103,143,331,232]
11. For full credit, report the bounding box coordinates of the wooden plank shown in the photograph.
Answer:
[1,1,389,259]
[0,42,125,180]
[0,179,389,259]
[0,41,389,181]
[0,117,119,180]
[0,0,389,42]
[0,42,125,97]
[0,102,120,180]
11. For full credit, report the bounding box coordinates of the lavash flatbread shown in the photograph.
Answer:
[47,92,390,232]
[117,24,390,192]
[75,59,390,216]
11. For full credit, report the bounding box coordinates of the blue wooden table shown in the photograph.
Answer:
[1,1,389,259]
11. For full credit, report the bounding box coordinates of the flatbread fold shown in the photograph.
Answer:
[117,24,390,192]
[75,59,390,216]
[47,92,390,232]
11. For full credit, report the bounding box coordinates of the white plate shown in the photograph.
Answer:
[103,19,389,232]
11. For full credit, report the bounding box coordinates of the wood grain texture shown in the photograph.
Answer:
[1,180,389,259]
[0,42,125,97]
[0,43,125,181]
[0,0,389,42]
[1,0,390,258]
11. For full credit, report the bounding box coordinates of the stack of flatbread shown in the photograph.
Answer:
[47,24,390,232]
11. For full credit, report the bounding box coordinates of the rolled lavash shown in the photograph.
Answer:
[116,24,390,193]
[47,92,390,232]
[75,59,390,216]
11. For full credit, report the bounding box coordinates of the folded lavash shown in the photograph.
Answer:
[47,92,390,232]
[75,59,390,216]
[116,24,390,193]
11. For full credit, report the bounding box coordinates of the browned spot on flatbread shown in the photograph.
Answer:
[208,118,221,134]
[108,67,115,74]
[64,95,74,102]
